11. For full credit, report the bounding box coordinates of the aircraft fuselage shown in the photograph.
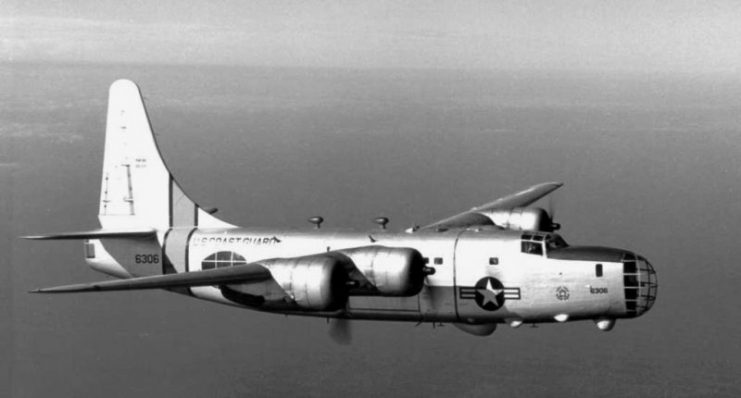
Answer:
[86,226,656,326]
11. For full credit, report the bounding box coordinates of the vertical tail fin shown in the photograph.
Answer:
[99,79,232,230]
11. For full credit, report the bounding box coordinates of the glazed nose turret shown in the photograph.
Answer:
[622,253,657,317]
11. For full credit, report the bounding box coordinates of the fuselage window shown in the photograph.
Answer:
[423,257,430,264]
[489,257,499,265]
[434,257,443,265]
[596,263,603,277]
[202,251,247,270]
[521,241,543,256]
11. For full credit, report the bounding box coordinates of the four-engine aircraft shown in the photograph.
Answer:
[25,80,657,339]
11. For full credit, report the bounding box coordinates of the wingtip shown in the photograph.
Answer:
[530,181,563,189]
[28,285,86,293]
[20,235,45,240]
[110,78,139,91]
[30,286,64,293]
[540,181,564,190]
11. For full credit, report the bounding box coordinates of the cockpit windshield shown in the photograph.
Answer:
[521,233,568,256]
[545,234,569,252]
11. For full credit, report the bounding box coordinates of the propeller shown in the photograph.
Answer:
[328,317,352,345]
[546,193,561,231]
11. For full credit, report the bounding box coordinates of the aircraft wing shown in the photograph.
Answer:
[417,182,563,231]
[31,263,271,293]
[21,228,157,240]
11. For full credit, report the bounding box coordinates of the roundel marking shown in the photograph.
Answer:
[459,278,521,311]
[474,277,506,311]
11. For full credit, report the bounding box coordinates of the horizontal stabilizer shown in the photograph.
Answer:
[31,263,271,293]
[21,228,157,240]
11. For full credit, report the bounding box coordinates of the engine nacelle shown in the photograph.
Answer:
[340,246,425,296]
[263,255,348,311]
[487,207,555,232]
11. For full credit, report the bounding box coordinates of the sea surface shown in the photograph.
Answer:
[2,63,741,397]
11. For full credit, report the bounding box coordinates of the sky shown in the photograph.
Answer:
[2,2,741,397]
[3,61,741,398]
[2,1,741,74]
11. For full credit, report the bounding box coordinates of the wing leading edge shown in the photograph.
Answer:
[417,182,563,231]
[31,263,271,293]
[21,228,157,240]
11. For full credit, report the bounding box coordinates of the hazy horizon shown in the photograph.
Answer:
[4,1,741,75]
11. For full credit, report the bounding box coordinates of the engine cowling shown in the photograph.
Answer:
[340,246,425,296]
[263,255,348,311]
[487,207,555,232]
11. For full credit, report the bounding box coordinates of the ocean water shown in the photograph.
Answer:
[2,63,741,397]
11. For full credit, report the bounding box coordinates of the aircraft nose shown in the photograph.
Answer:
[622,253,657,317]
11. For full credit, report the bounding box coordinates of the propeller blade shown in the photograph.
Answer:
[547,191,557,220]
[329,318,352,345]
[547,192,560,231]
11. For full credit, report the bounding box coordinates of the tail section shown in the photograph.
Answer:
[99,79,232,231]
[25,80,234,280]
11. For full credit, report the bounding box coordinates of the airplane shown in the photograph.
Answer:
[25,79,657,341]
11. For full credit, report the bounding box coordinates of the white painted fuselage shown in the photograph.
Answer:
[86,226,655,326]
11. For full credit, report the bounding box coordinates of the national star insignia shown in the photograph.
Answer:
[477,278,503,307]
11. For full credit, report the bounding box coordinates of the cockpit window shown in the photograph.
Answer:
[545,235,569,252]
[521,241,543,255]
[521,233,545,256]
[521,233,568,256]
